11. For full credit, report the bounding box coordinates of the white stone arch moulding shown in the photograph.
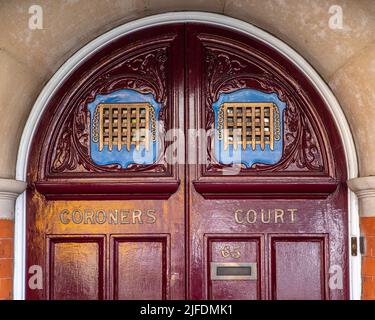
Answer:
[13,11,361,300]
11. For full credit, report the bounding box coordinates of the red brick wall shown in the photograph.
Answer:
[361,217,375,300]
[0,220,13,300]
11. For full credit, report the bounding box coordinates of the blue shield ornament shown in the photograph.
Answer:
[213,89,286,167]
[88,89,161,168]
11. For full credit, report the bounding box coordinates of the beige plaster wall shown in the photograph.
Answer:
[0,0,374,178]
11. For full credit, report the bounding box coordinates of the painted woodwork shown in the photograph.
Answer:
[25,23,349,300]
[32,28,181,200]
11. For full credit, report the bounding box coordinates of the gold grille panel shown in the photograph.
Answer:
[94,103,156,152]
[218,102,279,151]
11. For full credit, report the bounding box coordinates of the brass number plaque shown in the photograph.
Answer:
[220,244,241,259]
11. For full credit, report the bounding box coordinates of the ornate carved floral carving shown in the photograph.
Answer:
[49,40,325,176]
[51,47,169,174]
[203,46,324,173]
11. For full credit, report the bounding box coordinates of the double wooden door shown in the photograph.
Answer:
[26,23,349,300]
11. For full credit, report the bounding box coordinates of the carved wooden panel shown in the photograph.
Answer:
[111,235,168,300]
[28,25,185,199]
[207,236,262,300]
[50,46,170,175]
[270,235,328,300]
[201,35,328,174]
[46,236,105,300]
[188,28,343,198]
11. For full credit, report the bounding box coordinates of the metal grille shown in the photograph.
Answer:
[218,102,278,151]
[94,103,156,152]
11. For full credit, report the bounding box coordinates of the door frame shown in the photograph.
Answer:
[13,11,361,300]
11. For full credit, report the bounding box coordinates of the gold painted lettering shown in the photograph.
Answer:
[72,210,83,224]
[95,210,106,224]
[109,210,118,224]
[288,208,298,223]
[261,209,271,224]
[274,209,284,223]
[146,209,157,224]
[120,209,130,224]
[59,208,158,225]
[234,209,244,224]
[246,210,257,224]
[233,208,298,224]
[60,209,70,224]
[132,209,143,224]
[84,209,95,224]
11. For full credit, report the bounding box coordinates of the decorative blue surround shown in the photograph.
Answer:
[213,89,286,167]
[88,89,161,168]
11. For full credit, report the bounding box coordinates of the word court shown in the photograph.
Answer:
[59,208,157,225]
[234,208,298,224]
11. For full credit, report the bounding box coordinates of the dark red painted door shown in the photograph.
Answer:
[26,23,349,300]
[185,24,348,300]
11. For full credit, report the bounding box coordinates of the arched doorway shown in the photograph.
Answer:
[14,12,360,300]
